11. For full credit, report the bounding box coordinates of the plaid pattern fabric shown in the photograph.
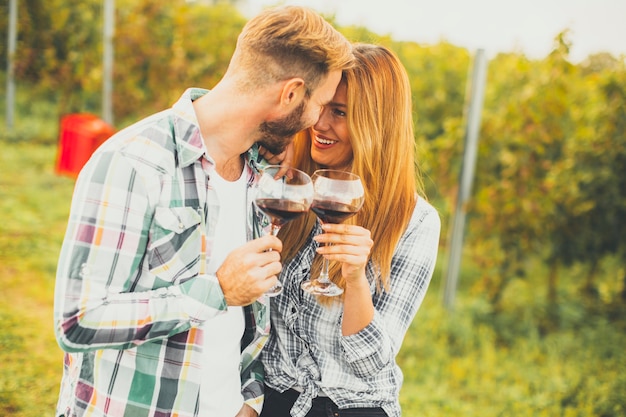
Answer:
[54,88,270,417]
[261,198,441,417]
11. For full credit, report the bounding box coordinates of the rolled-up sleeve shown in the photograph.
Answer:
[340,200,441,377]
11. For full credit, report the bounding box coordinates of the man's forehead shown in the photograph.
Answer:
[316,71,343,103]
[322,92,336,105]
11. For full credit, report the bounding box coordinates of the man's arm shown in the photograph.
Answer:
[54,149,227,352]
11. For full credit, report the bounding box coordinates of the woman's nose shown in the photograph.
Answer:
[314,107,331,131]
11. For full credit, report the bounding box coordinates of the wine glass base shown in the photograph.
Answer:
[265,283,283,297]
[301,280,344,297]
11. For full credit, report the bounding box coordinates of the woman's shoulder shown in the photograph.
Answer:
[410,196,441,228]
[392,196,441,264]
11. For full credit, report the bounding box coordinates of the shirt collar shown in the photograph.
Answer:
[171,88,263,172]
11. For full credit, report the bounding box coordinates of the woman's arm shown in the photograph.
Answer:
[317,201,441,377]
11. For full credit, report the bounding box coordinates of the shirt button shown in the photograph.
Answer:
[179,222,184,229]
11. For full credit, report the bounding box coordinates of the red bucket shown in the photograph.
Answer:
[55,113,115,178]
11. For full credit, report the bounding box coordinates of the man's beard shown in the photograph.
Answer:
[257,99,307,155]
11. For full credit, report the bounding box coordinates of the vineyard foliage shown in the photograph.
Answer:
[2,0,624,312]
[2,0,625,313]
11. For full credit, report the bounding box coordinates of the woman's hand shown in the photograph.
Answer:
[317,223,375,335]
[314,223,373,284]
[258,143,294,178]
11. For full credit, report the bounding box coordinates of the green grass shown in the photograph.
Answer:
[1,140,624,416]
[0,79,61,145]
[398,286,626,416]
[0,142,74,416]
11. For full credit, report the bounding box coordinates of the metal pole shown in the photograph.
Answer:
[6,0,18,131]
[442,49,488,309]
[102,0,114,125]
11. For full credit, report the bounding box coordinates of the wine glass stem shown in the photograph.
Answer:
[265,223,283,296]
[318,240,331,284]
[267,224,280,251]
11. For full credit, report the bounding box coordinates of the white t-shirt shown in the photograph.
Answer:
[199,166,247,416]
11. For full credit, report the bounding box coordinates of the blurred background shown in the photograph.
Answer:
[1,0,625,416]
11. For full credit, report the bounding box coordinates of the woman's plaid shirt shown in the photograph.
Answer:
[261,198,440,417]
[54,88,270,417]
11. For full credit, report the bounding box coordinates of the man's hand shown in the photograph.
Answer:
[216,235,283,306]
[235,403,258,417]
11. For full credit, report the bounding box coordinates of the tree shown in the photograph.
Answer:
[8,0,103,113]
[113,0,245,122]
[467,32,576,314]
[547,66,626,300]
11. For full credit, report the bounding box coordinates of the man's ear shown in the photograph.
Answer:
[280,78,306,107]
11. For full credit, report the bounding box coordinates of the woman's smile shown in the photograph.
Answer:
[313,133,338,148]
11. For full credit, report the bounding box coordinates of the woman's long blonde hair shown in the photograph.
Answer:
[279,43,424,292]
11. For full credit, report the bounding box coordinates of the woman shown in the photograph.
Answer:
[260,44,441,417]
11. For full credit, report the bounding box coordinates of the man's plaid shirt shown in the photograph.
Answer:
[54,88,270,417]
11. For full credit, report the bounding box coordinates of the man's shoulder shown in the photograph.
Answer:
[99,109,181,175]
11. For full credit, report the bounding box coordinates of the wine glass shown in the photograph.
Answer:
[254,165,313,296]
[301,169,365,297]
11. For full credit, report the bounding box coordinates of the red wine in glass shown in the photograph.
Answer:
[255,199,309,227]
[310,200,360,224]
[301,169,364,297]
[254,165,313,297]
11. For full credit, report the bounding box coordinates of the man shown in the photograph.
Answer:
[53,6,353,417]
